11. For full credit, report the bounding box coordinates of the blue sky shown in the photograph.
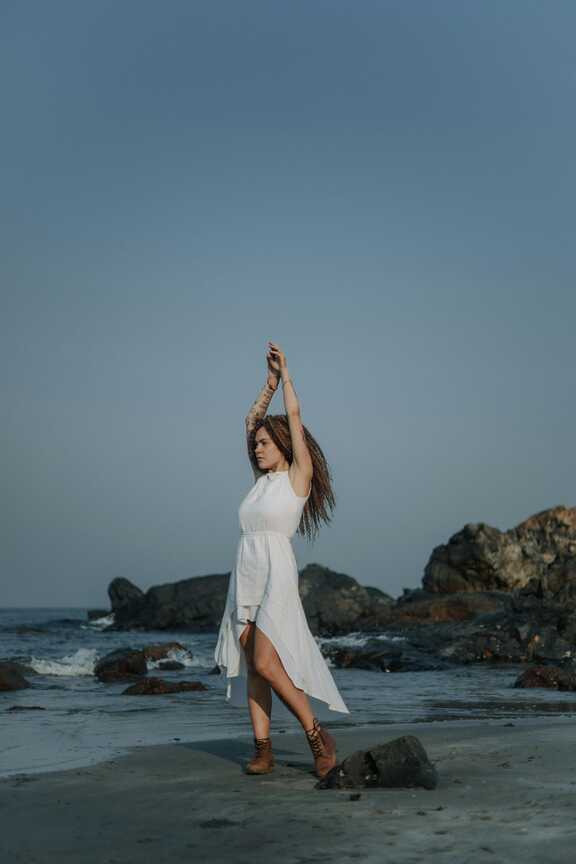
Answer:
[2,1,575,606]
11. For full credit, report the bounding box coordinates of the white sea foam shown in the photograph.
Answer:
[146,647,196,669]
[316,631,407,649]
[83,613,116,630]
[30,647,99,676]
[29,645,215,675]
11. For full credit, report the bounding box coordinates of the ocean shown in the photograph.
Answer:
[2,606,576,779]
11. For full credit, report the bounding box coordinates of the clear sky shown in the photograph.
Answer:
[2,1,575,607]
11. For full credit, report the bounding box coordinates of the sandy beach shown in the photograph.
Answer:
[2,716,575,863]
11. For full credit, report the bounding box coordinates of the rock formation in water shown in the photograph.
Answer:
[422,505,576,594]
[95,504,576,673]
[104,563,394,637]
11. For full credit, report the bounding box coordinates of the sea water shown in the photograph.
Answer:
[2,606,576,778]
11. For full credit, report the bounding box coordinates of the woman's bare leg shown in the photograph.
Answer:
[251,624,315,731]
[239,622,273,738]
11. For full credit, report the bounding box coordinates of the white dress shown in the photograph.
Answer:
[214,469,350,720]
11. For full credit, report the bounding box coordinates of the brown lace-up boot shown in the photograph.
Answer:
[304,716,337,778]
[244,736,275,774]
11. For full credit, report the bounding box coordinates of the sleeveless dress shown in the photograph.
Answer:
[214,469,350,719]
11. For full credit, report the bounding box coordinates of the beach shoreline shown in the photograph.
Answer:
[2,716,576,863]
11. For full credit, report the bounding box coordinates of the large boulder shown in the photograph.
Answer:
[423,506,576,594]
[109,577,145,611]
[94,648,148,682]
[316,735,438,790]
[108,573,230,632]
[298,563,394,636]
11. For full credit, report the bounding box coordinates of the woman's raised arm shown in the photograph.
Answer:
[245,368,279,477]
[268,342,313,483]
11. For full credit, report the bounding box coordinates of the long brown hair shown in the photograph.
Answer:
[248,414,335,542]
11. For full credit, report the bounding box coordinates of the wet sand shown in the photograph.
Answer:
[1,716,575,863]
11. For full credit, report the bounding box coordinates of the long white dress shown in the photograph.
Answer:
[214,469,350,720]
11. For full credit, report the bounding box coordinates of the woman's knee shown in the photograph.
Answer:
[253,653,273,679]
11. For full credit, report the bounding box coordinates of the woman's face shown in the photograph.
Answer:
[254,428,285,472]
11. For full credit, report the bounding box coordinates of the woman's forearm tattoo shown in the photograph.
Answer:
[246,382,276,429]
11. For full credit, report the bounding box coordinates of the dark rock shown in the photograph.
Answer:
[141,642,191,662]
[108,573,231,633]
[299,564,394,636]
[514,665,576,691]
[329,637,452,672]
[157,661,185,670]
[97,504,576,668]
[366,618,528,666]
[104,564,394,636]
[423,506,576,595]
[86,609,110,620]
[392,590,511,623]
[0,662,32,691]
[316,735,438,790]
[437,630,526,664]
[393,506,576,667]
[423,523,515,593]
[518,558,576,611]
[108,578,145,614]
[0,659,36,676]
[398,587,431,603]
[521,625,573,662]
[122,677,208,695]
[94,648,148,682]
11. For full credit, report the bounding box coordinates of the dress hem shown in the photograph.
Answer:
[216,604,351,716]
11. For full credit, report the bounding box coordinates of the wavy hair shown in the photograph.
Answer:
[247,414,335,543]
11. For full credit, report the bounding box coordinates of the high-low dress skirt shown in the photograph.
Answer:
[214,530,350,721]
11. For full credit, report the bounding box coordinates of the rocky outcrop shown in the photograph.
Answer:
[423,506,576,594]
[392,589,511,623]
[107,573,231,633]
[94,504,576,670]
[328,637,453,672]
[377,505,576,666]
[104,565,394,637]
[87,608,110,620]
[316,736,438,790]
[109,578,145,611]
[297,564,394,636]
[517,556,576,612]
[374,606,576,668]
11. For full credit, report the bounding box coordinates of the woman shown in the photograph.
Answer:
[214,341,350,779]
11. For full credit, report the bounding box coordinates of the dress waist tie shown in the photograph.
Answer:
[240,529,289,538]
